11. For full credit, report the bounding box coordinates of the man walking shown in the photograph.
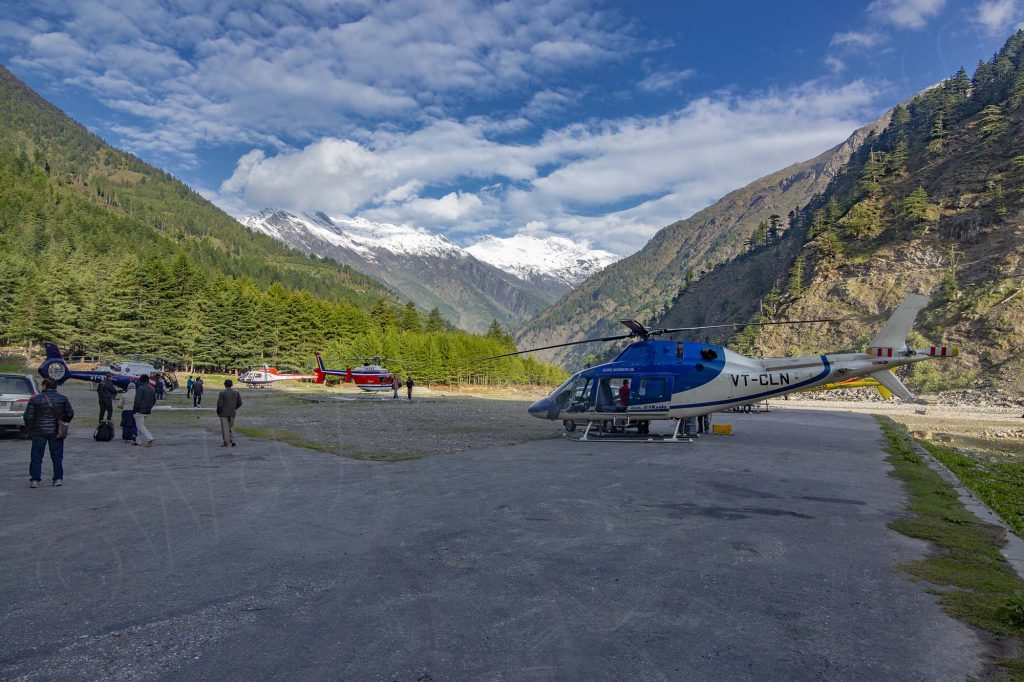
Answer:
[133,374,157,447]
[24,378,74,488]
[216,379,242,447]
[119,380,137,443]
[192,376,204,407]
[406,376,414,400]
[97,373,117,422]
[186,376,194,399]
[391,375,399,400]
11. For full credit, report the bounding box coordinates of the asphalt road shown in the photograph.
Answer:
[0,398,982,680]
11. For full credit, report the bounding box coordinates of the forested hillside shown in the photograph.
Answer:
[656,31,1024,393]
[515,108,892,367]
[0,66,565,385]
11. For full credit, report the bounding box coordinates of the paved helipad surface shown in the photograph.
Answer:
[0,404,983,681]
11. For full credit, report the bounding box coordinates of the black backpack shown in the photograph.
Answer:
[94,420,114,442]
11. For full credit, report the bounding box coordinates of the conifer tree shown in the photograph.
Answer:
[979,104,1007,139]
[425,307,445,332]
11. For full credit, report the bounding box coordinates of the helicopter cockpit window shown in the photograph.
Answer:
[596,377,629,412]
[700,348,718,361]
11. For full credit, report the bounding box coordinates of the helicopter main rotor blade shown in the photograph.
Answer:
[652,317,851,335]
[478,333,634,361]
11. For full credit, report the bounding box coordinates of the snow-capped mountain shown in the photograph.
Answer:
[240,209,570,333]
[466,234,619,289]
[244,209,462,261]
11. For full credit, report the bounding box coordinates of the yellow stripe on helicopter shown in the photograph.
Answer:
[799,377,894,400]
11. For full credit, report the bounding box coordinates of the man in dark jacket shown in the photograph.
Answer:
[97,373,118,422]
[406,376,415,400]
[216,379,243,447]
[24,378,75,488]
[133,374,157,447]
[192,376,204,407]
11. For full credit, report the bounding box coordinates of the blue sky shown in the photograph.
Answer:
[0,0,1020,254]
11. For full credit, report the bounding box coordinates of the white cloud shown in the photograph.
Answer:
[221,79,880,254]
[824,55,846,73]
[5,0,642,158]
[867,0,946,29]
[830,31,885,49]
[975,0,1022,36]
[637,68,696,93]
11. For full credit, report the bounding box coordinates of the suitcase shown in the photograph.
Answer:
[94,420,114,442]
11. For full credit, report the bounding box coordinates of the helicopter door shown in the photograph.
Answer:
[563,376,593,417]
[596,377,630,413]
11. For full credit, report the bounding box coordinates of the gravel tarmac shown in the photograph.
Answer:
[0,381,994,680]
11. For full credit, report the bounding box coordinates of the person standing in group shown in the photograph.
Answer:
[192,376,204,407]
[186,376,194,399]
[406,376,414,401]
[155,377,165,400]
[24,378,74,488]
[216,379,242,447]
[119,380,137,443]
[97,373,118,422]
[133,374,157,447]
[391,375,399,400]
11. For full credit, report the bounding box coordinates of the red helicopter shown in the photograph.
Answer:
[314,353,397,392]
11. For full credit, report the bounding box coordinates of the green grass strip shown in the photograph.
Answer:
[876,415,1024,677]
[918,439,1024,539]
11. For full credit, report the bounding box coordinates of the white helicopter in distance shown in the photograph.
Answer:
[492,294,958,440]
[238,365,317,388]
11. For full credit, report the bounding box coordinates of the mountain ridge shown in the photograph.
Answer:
[515,105,895,367]
[240,208,618,332]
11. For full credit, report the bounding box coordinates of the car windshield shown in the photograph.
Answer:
[0,376,34,394]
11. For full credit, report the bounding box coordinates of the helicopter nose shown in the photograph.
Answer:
[528,397,554,419]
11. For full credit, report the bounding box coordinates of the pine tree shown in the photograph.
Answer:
[1010,70,1024,109]
[399,301,422,332]
[979,104,1007,139]
[901,187,932,236]
[927,113,946,154]
[859,151,885,197]
[425,307,445,332]
[787,256,804,297]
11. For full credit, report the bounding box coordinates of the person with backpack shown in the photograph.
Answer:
[186,376,194,399]
[97,373,118,422]
[192,376,204,407]
[119,381,137,443]
[23,378,75,488]
[133,374,157,447]
[216,379,243,447]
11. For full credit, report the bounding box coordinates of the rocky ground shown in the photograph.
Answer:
[780,390,1024,458]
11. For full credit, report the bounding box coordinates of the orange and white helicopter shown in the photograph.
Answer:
[238,365,317,388]
[493,294,957,440]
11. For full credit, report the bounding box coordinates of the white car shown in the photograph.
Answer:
[0,374,39,436]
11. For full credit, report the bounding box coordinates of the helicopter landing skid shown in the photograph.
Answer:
[567,419,694,443]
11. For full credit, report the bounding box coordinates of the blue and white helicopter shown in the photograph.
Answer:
[497,294,957,440]
[38,343,177,392]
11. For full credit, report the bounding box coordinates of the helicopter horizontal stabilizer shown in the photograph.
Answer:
[870,369,919,402]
